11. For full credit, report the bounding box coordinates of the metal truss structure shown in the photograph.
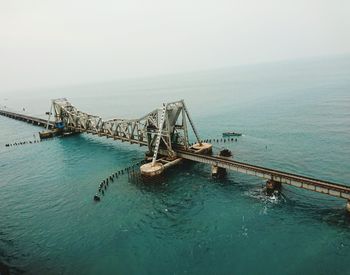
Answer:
[50,98,202,164]
[3,99,350,210]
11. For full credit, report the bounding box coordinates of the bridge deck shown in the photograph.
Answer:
[1,109,349,201]
[0,109,53,128]
[176,150,350,200]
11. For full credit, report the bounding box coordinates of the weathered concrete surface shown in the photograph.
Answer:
[140,162,164,177]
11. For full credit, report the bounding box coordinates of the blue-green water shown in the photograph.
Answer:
[1,55,350,274]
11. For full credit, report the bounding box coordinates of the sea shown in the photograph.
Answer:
[0,54,350,275]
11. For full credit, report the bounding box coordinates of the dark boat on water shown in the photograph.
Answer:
[222,131,242,137]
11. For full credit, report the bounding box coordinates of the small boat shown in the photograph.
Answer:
[222,131,242,137]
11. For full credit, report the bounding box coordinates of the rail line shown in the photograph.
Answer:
[0,109,54,128]
[176,149,350,200]
[1,101,349,210]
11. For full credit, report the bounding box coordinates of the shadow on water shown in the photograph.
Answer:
[280,192,350,229]
[125,154,350,231]
[0,229,26,275]
[238,176,350,229]
[0,262,10,275]
[56,130,350,231]
[56,132,146,157]
[126,164,212,239]
[0,253,24,275]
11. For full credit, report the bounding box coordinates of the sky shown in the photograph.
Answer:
[0,0,350,92]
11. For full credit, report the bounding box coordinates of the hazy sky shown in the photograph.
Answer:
[1,0,349,92]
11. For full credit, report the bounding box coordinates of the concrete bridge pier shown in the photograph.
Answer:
[191,142,213,155]
[346,200,350,213]
[211,165,227,178]
[211,149,232,178]
[140,162,165,177]
[140,154,184,178]
[140,143,213,179]
[266,179,282,195]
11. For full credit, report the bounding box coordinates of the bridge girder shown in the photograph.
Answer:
[51,98,201,159]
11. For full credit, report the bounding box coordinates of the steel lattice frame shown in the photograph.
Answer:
[51,98,201,159]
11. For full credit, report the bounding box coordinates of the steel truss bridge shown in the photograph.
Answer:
[1,99,349,210]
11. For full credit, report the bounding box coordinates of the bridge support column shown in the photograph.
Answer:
[212,149,232,179]
[191,142,213,155]
[346,200,350,213]
[140,162,164,177]
[140,157,183,179]
[266,180,281,195]
[211,165,227,178]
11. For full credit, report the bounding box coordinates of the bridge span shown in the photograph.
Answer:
[0,109,54,128]
[1,99,349,212]
[177,149,350,201]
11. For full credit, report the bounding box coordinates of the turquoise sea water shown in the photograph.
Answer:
[1,55,350,274]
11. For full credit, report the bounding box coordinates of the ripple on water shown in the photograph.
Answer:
[1,59,350,274]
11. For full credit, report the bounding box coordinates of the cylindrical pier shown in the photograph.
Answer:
[346,200,350,213]
[140,162,164,177]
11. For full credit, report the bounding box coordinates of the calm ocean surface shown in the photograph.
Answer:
[1,55,350,274]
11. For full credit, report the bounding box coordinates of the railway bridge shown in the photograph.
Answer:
[1,98,349,212]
